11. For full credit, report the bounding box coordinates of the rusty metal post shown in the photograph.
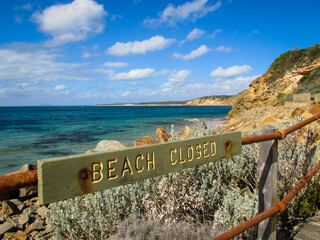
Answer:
[258,125,278,240]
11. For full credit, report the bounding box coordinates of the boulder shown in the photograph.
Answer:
[291,107,305,118]
[86,140,127,153]
[258,115,279,127]
[308,104,320,116]
[156,128,171,142]
[134,136,159,147]
[94,140,127,152]
[5,164,37,176]
[178,126,193,139]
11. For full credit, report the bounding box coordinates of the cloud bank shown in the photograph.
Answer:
[32,0,107,46]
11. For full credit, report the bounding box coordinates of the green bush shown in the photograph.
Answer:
[46,120,319,240]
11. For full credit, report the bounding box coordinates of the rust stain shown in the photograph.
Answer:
[224,140,233,157]
[78,167,93,195]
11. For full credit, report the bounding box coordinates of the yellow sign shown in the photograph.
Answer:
[38,132,241,204]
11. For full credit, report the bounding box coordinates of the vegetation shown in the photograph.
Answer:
[46,120,320,240]
[277,93,287,106]
[295,68,320,94]
[265,43,320,85]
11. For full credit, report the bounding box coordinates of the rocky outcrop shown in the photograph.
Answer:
[178,126,193,139]
[227,44,320,118]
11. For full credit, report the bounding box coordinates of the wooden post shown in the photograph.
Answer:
[258,125,278,240]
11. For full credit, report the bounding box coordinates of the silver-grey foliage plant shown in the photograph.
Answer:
[46,120,319,240]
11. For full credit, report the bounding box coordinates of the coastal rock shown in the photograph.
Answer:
[156,128,171,142]
[291,107,305,118]
[0,201,19,217]
[13,230,27,240]
[0,223,16,237]
[308,104,320,116]
[86,140,127,153]
[25,219,44,234]
[5,164,37,176]
[94,140,127,152]
[134,136,159,147]
[179,126,193,139]
[258,115,279,127]
[302,112,314,120]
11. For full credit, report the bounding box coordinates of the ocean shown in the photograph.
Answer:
[0,105,231,175]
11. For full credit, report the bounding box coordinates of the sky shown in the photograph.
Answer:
[0,0,320,106]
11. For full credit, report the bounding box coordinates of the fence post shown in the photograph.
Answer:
[258,125,278,240]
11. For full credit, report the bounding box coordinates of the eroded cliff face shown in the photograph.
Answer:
[227,44,320,118]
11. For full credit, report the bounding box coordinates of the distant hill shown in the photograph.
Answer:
[184,95,234,106]
[227,43,320,117]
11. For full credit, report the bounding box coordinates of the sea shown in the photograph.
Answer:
[0,105,231,175]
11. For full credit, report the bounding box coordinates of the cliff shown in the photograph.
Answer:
[227,43,320,118]
[185,95,234,106]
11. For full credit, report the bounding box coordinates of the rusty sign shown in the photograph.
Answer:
[38,132,242,204]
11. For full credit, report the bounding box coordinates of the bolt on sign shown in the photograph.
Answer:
[38,132,242,204]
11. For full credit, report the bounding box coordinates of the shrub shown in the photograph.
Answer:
[46,121,319,240]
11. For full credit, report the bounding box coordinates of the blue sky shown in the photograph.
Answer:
[0,0,319,106]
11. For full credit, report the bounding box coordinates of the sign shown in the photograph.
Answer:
[38,132,242,204]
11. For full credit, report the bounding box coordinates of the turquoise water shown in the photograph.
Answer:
[0,106,231,175]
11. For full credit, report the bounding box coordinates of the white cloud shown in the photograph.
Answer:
[210,65,253,78]
[82,52,92,58]
[215,45,232,52]
[106,35,175,56]
[186,28,205,41]
[210,29,222,38]
[111,68,155,80]
[144,0,221,27]
[32,0,107,46]
[54,85,67,90]
[0,47,90,83]
[102,62,128,67]
[161,70,192,92]
[172,45,210,60]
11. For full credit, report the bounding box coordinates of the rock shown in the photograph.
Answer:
[18,214,30,229]
[19,187,38,198]
[302,112,314,120]
[258,115,279,127]
[178,126,193,139]
[134,136,159,147]
[308,104,320,115]
[212,129,218,135]
[85,149,95,154]
[291,107,305,118]
[25,219,44,234]
[0,223,16,237]
[13,230,27,240]
[156,128,171,142]
[3,232,15,239]
[22,205,39,215]
[17,203,26,212]
[36,206,47,219]
[0,201,19,217]
[87,140,127,153]
[5,164,37,176]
